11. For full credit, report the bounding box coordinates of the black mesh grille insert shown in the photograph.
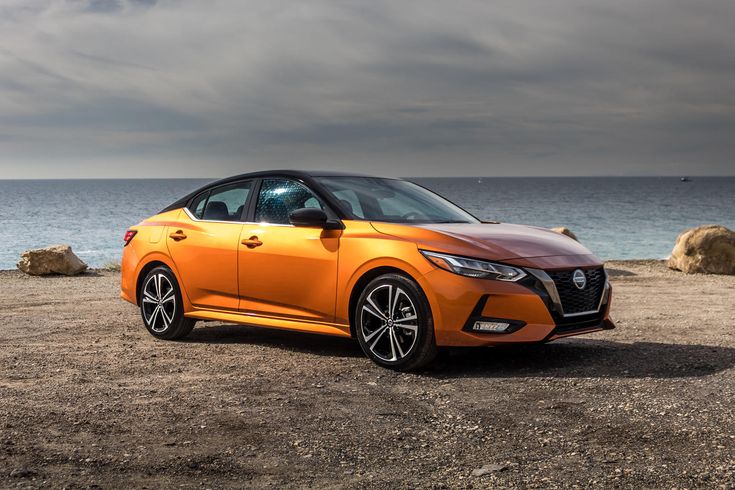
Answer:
[547,268,605,315]
[554,313,605,333]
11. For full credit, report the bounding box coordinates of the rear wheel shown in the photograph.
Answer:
[139,266,195,340]
[355,273,437,371]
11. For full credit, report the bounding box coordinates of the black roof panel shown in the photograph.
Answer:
[158,169,396,214]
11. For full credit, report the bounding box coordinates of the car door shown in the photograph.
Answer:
[238,178,341,323]
[167,180,254,311]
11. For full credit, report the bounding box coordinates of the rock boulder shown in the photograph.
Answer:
[550,227,578,241]
[17,244,88,276]
[667,225,735,275]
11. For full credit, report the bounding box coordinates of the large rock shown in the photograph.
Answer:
[667,225,735,275]
[550,227,578,241]
[17,244,88,276]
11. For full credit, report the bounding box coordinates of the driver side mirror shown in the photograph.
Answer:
[289,208,342,229]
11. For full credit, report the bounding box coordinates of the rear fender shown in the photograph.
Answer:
[133,251,193,311]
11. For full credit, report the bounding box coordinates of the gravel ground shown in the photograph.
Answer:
[0,260,734,489]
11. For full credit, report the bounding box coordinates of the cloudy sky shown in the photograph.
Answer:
[1,0,733,178]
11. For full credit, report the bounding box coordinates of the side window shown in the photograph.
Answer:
[190,181,253,222]
[255,179,325,225]
[189,191,209,219]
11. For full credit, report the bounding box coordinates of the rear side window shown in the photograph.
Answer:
[187,181,253,222]
[189,192,209,219]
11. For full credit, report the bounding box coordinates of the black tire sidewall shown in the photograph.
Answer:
[139,266,188,340]
[355,273,436,370]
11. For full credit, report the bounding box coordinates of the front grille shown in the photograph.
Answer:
[547,267,605,315]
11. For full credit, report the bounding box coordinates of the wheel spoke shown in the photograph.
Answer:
[160,306,173,328]
[142,293,157,304]
[148,277,158,301]
[160,289,175,304]
[362,304,385,322]
[143,275,157,300]
[365,297,388,321]
[390,287,404,318]
[364,324,387,342]
[391,329,406,358]
[156,274,163,300]
[386,285,393,318]
[369,326,388,350]
[149,305,161,328]
[394,314,417,323]
[395,324,418,333]
[387,328,398,361]
[144,304,154,322]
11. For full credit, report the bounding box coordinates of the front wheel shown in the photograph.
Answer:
[139,266,195,340]
[355,273,437,371]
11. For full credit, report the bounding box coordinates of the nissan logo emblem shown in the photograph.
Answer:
[572,269,587,290]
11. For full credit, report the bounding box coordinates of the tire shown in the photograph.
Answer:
[355,273,438,371]
[139,266,195,340]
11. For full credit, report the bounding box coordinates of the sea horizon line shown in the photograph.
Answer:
[1,174,733,181]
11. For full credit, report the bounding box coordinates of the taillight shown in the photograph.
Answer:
[123,229,137,246]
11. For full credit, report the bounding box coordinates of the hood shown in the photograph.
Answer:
[371,222,599,263]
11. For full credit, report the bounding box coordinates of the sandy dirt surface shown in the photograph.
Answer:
[1,260,734,489]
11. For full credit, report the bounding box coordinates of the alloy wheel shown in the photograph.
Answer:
[141,273,176,333]
[360,284,419,362]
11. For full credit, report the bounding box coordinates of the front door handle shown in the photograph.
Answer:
[169,230,187,241]
[241,236,263,249]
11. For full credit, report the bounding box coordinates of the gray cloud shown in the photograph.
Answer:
[0,0,733,178]
[81,0,157,14]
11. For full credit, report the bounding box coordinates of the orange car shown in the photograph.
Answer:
[121,171,614,370]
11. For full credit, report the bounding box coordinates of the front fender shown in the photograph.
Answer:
[334,233,440,329]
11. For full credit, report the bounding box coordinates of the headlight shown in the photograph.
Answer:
[420,250,527,281]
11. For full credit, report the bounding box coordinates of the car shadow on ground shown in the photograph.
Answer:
[430,339,735,379]
[185,323,364,358]
[186,324,735,378]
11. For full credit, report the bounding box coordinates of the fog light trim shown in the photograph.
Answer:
[473,321,511,333]
[460,296,528,334]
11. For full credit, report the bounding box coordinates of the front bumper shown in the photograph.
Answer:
[422,266,614,347]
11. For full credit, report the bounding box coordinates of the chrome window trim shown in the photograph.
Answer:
[526,268,609,318]
[182,207,295,227]
[183,176,339,227]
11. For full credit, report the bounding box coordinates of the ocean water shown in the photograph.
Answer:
[0,177,733,269]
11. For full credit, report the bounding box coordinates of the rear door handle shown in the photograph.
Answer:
[241,236,263,248]
[169,230,187,241]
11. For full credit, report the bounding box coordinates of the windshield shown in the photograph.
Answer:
[316,176,480,224]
